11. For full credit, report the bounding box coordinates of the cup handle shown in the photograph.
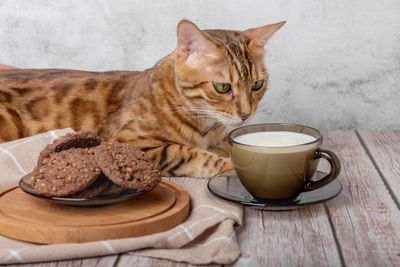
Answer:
[303,148,341,191]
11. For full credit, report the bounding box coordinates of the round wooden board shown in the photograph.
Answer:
[0,179,190,244]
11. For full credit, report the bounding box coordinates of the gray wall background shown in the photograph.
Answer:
[0,0,399,130]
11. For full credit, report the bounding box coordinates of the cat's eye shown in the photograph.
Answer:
[251,80,264,91]
[213,82,231,94]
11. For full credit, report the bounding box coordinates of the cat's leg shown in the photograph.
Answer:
[146,143,232,178]
[131,141,233,178]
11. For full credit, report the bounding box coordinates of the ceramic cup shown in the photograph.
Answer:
[228,123,341,199]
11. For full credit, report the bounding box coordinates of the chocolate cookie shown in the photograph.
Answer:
[99,182,131,196]
[94,141,161,191]
[70,174,111,198]
[31,147,101,197]
[37,131,101,164]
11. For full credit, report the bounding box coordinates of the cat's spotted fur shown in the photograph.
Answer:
[0,20,284,178]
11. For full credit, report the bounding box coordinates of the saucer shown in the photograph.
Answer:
[207,170,342,210]
[19,173,145,206]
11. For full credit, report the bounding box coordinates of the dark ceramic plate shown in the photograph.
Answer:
[18,173,145,206]
[207,170,342,210]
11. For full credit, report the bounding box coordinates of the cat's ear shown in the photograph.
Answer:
[244,21,286,50]
[177,20,220,63]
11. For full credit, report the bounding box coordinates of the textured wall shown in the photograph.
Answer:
[0,0,399,129]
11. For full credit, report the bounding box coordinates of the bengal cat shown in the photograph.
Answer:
[0,20,285,178]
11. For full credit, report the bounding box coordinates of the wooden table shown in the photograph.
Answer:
[5,131,400,267]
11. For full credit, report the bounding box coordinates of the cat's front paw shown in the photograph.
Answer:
[205,157,233,179]
[220,158,233,173]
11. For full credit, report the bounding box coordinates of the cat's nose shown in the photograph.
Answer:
[238,112,250,121]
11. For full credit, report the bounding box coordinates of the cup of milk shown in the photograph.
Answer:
[228,123,341,199]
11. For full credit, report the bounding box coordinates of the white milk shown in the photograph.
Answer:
[234,131,316,147]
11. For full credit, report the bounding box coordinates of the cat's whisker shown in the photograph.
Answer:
[160,107,223,118]
[186,108,218,114]
[157,106,208,113]
[183,114,218,120]
[178,112,224,122]
[163,105,218,114]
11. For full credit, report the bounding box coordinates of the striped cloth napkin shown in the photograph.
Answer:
[0,129,242,265]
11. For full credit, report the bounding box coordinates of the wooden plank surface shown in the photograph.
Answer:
[322,131,400,266]
[357,130,400,205]
[233,205,341,267]
[169,171,342,266]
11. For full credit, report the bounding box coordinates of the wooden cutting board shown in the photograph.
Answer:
[0,179,190,244]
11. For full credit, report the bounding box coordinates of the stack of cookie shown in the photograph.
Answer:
[30,131,161,198]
